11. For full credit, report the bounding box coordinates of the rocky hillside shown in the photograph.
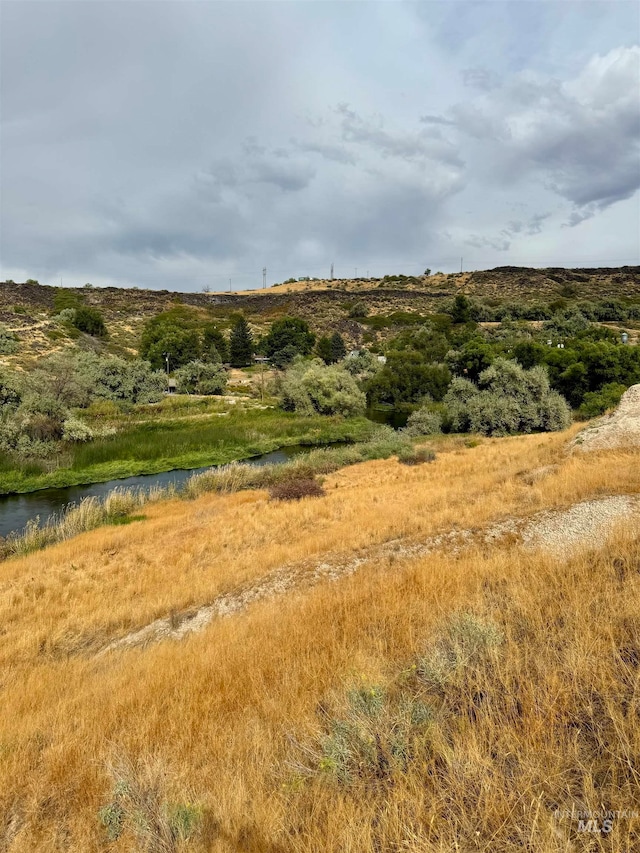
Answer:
[1,265,638,367]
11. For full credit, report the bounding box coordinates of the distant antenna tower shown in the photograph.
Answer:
[262,267,267,289]
[330,262,334,280]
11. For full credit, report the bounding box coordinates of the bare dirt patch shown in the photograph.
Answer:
[574,384,640,452]
[98,494,640,655]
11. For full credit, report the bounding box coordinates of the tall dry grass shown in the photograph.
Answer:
[1,427,408,559]
[0,431,638,851]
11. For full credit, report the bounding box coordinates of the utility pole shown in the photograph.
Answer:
[460,256,463,273]
[330,262,334,280]
[229,278,232,293]
[262,267,267,289]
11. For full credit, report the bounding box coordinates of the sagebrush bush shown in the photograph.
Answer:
[62,415,94,443]
[403,406,442,436]
[0,324,19,355]
[269,478,325,501]
[397,446,436,466]
[98,757,202,851]
[305,612,503,787]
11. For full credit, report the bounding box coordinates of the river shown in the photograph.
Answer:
[0,445,311,540]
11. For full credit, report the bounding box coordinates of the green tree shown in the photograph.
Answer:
[367,350,451,405]
[315,336,333,364]
[447,340,494,380]
[229,316,254,367]
[330,332,347,363]
[140,311,201,370]
[202,323,229,363]
[513,340,546,369]
[451,294,472,324]
[143,329,201,371]
[263,317,315,365]
[577,383,627,419]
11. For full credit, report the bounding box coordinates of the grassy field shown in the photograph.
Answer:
[0,426,639,851]
[0,401,377,494]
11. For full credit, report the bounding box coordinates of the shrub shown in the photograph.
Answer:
[280,359,366,417]
[54,307,78,325]
[53,288,82,314]
[397,446,436,466]
[577,382,627,419]
[98,758,202,850]
[306,613,503,787]
[443,359,571,436]
[0,325,19,355]
[403,406,442,436]
[417,612,503,688]
[29,352,165,406]
[62,416,94,443]
[23,412,65,442]
[73,305,107,337]
[174,361,227,395]
[349,301,369,318]
[269,478,325,501]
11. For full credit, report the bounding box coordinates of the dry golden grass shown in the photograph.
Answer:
[1,429,639,851]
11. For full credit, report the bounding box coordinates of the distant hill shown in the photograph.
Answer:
[1,265,638,367]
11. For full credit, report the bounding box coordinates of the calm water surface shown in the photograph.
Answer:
[0,445,309,539]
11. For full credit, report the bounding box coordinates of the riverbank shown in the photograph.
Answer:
[1,427,415,558]
[0,403,377,495]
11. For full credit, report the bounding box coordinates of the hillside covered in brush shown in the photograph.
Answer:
[1,266,638,367]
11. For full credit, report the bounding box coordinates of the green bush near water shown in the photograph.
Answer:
[279,359,366,417]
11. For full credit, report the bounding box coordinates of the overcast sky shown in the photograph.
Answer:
[1,1,639,292]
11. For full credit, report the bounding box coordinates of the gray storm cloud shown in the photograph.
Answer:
[1,2,638,289]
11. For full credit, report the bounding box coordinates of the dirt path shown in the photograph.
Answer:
[98,494,640,656]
